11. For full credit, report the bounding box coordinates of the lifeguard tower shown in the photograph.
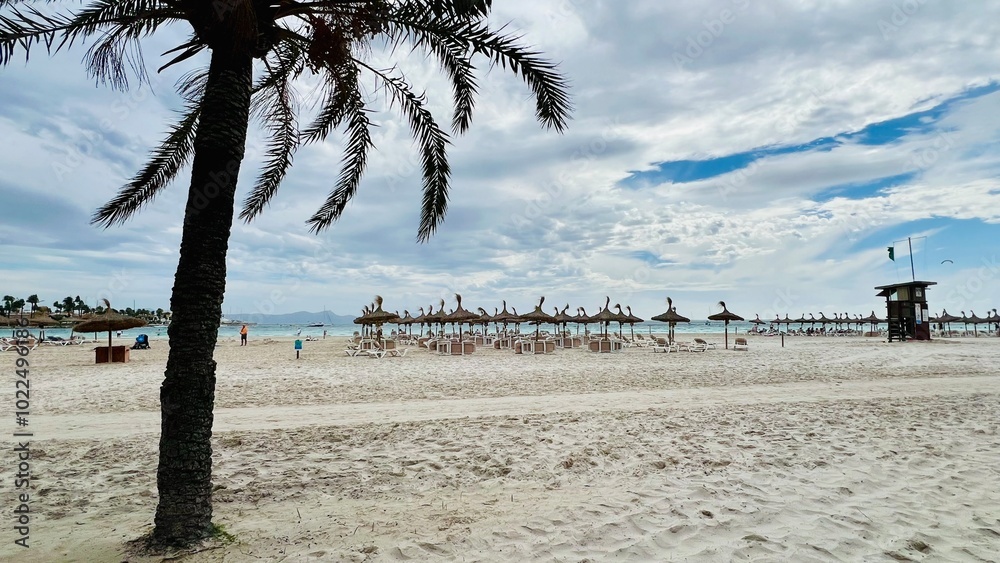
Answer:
[875,281,936,342]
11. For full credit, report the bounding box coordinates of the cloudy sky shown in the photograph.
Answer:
[2,0,999,321]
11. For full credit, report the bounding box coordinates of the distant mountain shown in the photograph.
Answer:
[233,310,357,325]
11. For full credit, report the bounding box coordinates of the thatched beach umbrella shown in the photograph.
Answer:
[476,307,493,334]
[553,305,575,337]
[396,310,417,337]
[817,312,834,330]
[574,307,593,336]
[409,307,428,336]
[509,307,528,333]
[588,297,620,339]
[707,301,744,349]
[492,300,518,334]
[360,296,399,339]
[25,312,61,340]
[651,297,690,344]
[519,296,556,338]
[72,299,147,350]
[967,310,988,337]
[423,301,447,336]
[443,294,481,337]
[624,306,644,340]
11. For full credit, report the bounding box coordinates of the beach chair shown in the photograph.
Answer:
[131,334,150,350]
[734,337,749,351]
[679,341,707,352]
[693,338,717,350]
[651,341,678,353]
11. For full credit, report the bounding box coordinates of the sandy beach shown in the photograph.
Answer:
[3,334,999,562]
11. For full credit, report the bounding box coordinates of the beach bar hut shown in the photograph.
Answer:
[875,281,936,342]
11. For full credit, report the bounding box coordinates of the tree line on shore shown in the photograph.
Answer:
[1,293,170,323]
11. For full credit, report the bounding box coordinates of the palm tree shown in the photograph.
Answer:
[2,295,13,317]
[2,0,569,549]
[62,296,75,316]
[26,294,39,315]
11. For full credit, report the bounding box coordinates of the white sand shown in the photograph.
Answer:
[3,334,999,562]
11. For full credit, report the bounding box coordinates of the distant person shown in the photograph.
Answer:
[240,324,248,346]
[323,330,327,339]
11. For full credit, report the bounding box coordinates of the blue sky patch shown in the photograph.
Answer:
[621,82,1000,189]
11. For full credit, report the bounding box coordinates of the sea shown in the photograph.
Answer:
[17,320,780,341]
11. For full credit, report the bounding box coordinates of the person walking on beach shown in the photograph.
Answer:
[240,324,248,346]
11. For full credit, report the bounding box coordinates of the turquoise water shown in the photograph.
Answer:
[12,320,870,341]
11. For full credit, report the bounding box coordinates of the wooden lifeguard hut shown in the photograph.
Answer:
[875,281,936,342]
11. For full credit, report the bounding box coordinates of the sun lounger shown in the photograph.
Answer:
[734,337,749,351]
[678,341,707,352]
[693,338,716,350]
[651,341,678,353]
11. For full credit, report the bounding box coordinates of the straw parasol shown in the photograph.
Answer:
[409,307,428,336]
[624,306,644,340]
[72,299,147,349]
[967,310,988,337]
[422,300,447,336]
[492,300,519,334]
[397,310,416,337]
[25,312,61,340]
[359,296,399,339]
[476,307,493,333]
[817,312,834,330]
[651,297,690,344]
[574,307,593,336]
[611,304,631,339]
[443,294,481,338]
[588,297,620,339]
[707,301,744,349]
[519,296,556,338]
[793,314,808,331]
[553,304,575,338]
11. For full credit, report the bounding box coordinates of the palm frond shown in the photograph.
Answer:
[240,44,304,222]
[92,100,200,227]
[1,0,176,70]
[402,27,478,133]
[387,5,571,132]
[306,90,372,232]
[299,63,361,144]
[360,62,451,242]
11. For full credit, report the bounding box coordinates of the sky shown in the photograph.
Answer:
[2,0,999,321]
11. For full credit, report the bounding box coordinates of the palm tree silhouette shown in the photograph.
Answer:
[1,0,570,548]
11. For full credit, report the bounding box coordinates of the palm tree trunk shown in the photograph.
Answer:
[152,48,252,547]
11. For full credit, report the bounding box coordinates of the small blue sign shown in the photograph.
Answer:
[294,340,303,350]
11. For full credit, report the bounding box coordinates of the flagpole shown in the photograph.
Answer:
[907,237,915,281]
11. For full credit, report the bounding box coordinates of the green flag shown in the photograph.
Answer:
[887,246,895,261]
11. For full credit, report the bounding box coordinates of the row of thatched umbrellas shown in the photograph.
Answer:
[755,308,1000,336]
[354,295,748,349]
[4,300,147,348]
[931,308,999,336]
